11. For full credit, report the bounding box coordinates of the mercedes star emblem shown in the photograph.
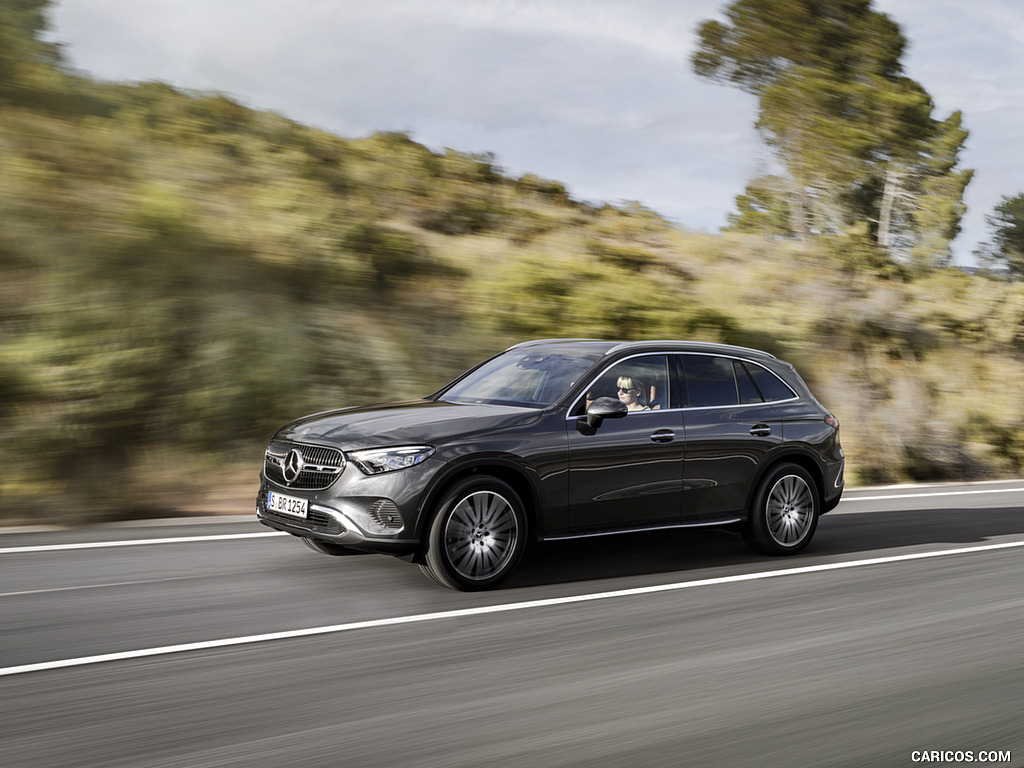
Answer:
[283,448,304,484]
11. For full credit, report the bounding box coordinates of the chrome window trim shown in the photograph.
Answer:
[678,399,796,412]
[679,351,799,407]
[566,407,687,422]
[564,350,798,420]
[564,351,674,420]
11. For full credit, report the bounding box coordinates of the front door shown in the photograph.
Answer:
[566,355,683,528]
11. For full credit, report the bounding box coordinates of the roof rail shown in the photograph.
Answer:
[603,340,777,359]
[503,338,778,361]
[505,338,604,351]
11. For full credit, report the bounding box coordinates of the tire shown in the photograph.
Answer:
[743,463,820,556]
[420,477,527,591]
[300,537,369,556]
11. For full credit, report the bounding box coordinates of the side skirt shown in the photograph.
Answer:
[539,517,743,542]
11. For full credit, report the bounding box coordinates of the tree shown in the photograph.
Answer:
[906,112,973,268]
[0,0,64,103]
[977,194,1024,279]
[691,0,904,93]
[692,0,971,263]
[725,175,794,236]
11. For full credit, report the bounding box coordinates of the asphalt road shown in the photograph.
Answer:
[2,481,1023,767]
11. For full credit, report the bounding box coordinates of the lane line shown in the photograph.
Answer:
[3,485,1020,554]
[0,532,286,554]
[3,538,1023,678]
[843,487,1024,502]
[0,575,213,599]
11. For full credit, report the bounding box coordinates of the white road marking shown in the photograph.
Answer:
[3,485,1020,554]
[842,487,1024,503]
[0,532,286,554]
[0,575,212,598]
[3,538,1023,677]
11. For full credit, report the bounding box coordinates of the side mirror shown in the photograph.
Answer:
[586,396,629,429]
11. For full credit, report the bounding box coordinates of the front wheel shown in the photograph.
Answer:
[743,464,820,556]
[420,477,527,591]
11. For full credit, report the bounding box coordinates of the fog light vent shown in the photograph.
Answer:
[368,499,404,530]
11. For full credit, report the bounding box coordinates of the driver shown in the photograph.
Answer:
[616,376,650,411]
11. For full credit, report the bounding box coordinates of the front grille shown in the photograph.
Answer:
[265,440,345,490]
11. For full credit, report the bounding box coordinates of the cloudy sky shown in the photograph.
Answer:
[49,0,1024,265]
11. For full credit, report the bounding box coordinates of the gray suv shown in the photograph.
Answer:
[257,339,844,590]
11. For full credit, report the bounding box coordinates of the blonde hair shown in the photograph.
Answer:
[617,376,648,404]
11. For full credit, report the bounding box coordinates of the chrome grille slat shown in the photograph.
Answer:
[264,441,345,490]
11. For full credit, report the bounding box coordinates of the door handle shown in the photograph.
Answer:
[650,429,676,443]
[749,424,772,437]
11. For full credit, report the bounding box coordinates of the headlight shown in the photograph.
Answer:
[348,446,434,475]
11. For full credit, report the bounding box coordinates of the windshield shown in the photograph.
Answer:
[437,349,602,408]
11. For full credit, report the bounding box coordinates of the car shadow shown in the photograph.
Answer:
[501,505,1024,589]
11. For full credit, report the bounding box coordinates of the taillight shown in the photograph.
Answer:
[825,414,840,429]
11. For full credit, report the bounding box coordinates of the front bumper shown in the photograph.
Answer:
[256,475,420,556]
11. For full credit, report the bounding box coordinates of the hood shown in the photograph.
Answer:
[274,399,543,450]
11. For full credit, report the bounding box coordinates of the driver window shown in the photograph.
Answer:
[577,355,671,415]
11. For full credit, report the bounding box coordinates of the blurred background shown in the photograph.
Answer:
[3,0,1024,525]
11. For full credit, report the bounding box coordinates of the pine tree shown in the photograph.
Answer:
[692,0,971,263]
[978,194,1024,278]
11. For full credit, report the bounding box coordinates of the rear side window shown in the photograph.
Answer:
[682,355,795,407]
[734,361,763,404]
[745,363,796,402]
[682,355,740,407]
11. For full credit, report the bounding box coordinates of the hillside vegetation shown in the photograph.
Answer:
[2,30,1024,523]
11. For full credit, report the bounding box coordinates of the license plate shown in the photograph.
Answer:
[267,491,308,519]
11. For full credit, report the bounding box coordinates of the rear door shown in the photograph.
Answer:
[679,354,784,519]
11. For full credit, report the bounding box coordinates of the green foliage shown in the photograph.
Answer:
[515,173,570,203]
[693,0,972,262]
[956,412,1024,478]
[1,3,1023,522]
[725,175,793,236]
[977,193,1024,279]
[0,0,63,102]
[822,222,905,279]
[586,240,659,272]
[342,223,431,290]
[693,0,904,94]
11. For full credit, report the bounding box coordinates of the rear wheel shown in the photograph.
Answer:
[420,477,527,591]
[743,464,819,555]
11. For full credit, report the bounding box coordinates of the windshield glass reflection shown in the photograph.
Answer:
[438,350,601,408]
